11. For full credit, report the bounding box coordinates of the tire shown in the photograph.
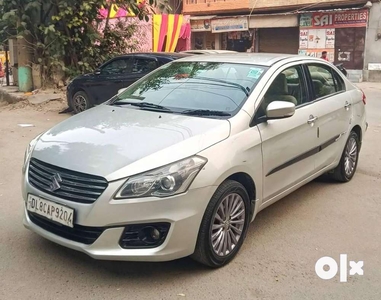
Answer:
[191,180,251,268]
[70,91,92,114]
[330,131,360,182]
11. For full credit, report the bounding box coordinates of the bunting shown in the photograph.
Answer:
[153,14,184,52]
[99,0,145,19]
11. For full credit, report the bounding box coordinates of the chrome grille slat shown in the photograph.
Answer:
[28,158,108,204]
[60,178,106,190]
[29,176,50,190]
[30,164,106,190]
[31,159,107,184]
[29,169,52,186]
[56,184,102,196]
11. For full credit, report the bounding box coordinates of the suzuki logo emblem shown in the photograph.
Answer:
[49,173,62,192]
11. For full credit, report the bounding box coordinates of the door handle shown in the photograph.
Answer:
[344,101,352,110]
[307,115,318,124]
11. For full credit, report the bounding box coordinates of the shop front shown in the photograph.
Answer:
[211,17,253,52]
[299,9,369,70]
[190,16,216,50]
[250,14,299,54]
[190,16,253,52]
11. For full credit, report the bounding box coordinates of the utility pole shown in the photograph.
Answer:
[5,44,10,86]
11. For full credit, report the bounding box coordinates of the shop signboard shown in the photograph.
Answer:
[300,9,368,28]
[368,63,381,71]
[211,17,248,33]
[191,19,212,32]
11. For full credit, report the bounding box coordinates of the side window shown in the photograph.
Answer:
[132,58,158,74]
[257,65,306,117]
[333,70,346,92]
[307,64,339,99]
[101,58,132,75]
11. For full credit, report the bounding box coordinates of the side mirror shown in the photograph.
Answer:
[118,87,127,94]
[266,101,295,120]
[94,68,101,75]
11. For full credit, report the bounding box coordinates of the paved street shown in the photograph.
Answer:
[0,83,380,300]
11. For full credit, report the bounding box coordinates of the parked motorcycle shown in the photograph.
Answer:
[335,63,348,77]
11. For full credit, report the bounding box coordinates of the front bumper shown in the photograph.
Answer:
[22,173,216,262]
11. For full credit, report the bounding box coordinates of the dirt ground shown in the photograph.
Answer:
[0,83,380,300]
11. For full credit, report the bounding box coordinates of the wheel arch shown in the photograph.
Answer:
[225,172,256,218]
[351,125,362,150]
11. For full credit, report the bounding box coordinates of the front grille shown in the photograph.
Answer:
[28,158,108,204]
[28,212,104,245]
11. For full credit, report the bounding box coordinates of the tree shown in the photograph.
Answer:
[0,0,168,86]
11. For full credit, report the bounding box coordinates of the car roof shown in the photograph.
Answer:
[113,52,192,59]
[180,50,237,55]
[174,53,323,66]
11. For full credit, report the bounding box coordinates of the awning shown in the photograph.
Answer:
[190,15,217,20]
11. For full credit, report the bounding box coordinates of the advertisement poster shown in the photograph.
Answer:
[307,29,326,49]
[299,49,335,61]
[325,29,335,48]
[299,30,308,49]
[299,28,336,51]
[300,9,368,29]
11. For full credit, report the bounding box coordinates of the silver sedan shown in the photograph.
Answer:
[22,53,367,267]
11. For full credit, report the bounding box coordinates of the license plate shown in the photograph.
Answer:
[27,194,74,228]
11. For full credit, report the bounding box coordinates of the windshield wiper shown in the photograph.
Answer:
[111,101,172,112]
[193,76,249,96]
[181,109,231,117]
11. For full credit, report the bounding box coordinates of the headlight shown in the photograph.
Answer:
[22,133,43,172]
[115,156,207,199]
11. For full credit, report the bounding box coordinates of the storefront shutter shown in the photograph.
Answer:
[258,27,299,54]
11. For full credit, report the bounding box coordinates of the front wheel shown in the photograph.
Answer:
[330,131,360,182]
[70,91,92,114]
[191,180,251,268]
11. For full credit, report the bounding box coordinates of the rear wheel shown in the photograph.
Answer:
[191,180,251,268]
[330,131,360,182]
[71,91,92,114]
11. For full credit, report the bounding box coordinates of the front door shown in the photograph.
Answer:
[256,64,317,203]
[305,63,353,171]
[86,57,134,103]
[122,56,159,88]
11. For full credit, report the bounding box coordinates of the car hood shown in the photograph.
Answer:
[32,105,231,180]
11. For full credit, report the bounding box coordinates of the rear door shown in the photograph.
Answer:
[305,63,352,171]
[255,63,317,203]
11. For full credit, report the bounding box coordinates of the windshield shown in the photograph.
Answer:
[111,61,267,117]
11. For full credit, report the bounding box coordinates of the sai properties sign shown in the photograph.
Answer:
[300,9,368,28]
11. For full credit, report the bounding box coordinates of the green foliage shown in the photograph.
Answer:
[0,0,163,82]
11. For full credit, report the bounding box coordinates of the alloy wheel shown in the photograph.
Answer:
[73,95,87,113]
[211,193,246,257]
[344,136,358,177]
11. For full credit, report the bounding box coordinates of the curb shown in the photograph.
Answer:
[0,87,26,104]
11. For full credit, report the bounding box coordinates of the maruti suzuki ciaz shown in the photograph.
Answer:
[22,53,367,267]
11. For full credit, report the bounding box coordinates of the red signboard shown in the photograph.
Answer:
[300,9,368,28]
